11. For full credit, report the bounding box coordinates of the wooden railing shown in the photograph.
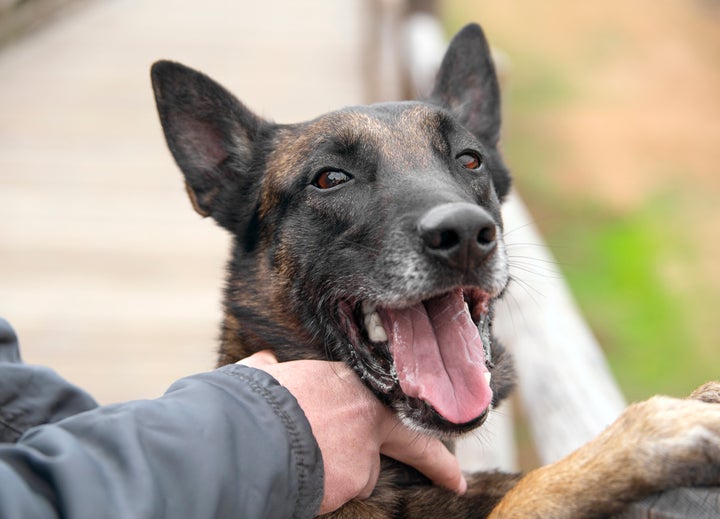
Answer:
[492,195,720,519]
[364,2,720,516]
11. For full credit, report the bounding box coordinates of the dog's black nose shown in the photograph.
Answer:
[418,203,497,270]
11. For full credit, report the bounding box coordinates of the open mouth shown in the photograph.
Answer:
[341,286,495,428]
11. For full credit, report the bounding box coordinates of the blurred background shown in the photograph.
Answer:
[0,0,718,412]
[444,0,720,402]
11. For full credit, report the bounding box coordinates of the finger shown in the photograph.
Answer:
[236,350,278,368]
[357,454,382,500]
[318,456,381,514]
[689,381,720,404]
[380,426,467,495]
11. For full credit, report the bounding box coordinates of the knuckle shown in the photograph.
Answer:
[690,381,720,403]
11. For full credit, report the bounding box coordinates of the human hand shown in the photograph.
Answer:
[239,351,466,514]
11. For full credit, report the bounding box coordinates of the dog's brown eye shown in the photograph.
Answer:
[457,151,483,171]
[313,169,352,190]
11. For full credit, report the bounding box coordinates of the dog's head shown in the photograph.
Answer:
[152,24,514,436]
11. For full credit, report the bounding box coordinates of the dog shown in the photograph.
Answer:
[151,23,720,518]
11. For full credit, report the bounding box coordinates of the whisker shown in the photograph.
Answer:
[508,259,562,274]
[502,219,546,237]
[499,285,533,335]
[506,275,545,309]
[508,262,563,280]
[506,254,563,267]
[504,241,555,252]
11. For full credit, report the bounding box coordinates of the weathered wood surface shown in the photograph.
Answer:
[495,194,628,463]
[618,487,720,519]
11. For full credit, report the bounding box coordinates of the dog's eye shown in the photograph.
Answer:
[456,151,483,171]
[312,169,353,190]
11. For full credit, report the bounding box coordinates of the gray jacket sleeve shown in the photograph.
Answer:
[0,320,324,519]
[0,317,99,442]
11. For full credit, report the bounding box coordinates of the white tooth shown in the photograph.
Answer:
[484,372,492,386]
[366,312,387,343]
[369,323,388,343]
[464,301,470,314]
[363,311,374,331]
[362,301,376,316]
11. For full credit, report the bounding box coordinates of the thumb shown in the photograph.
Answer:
[236,350,279,368]
[380,424,467,495]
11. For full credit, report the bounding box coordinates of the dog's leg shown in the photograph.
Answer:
[487,381,720,518]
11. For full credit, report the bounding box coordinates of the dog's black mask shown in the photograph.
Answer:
[152,23,515,437]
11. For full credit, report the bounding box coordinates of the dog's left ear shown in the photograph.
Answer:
[430,23,501,146]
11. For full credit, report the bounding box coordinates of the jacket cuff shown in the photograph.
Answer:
[216,364,324,517]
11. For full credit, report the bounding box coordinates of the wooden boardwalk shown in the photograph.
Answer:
[0,0,364,403]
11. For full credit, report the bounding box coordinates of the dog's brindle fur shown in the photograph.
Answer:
[152,24,720,519]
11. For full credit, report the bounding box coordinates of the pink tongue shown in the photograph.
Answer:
[379,288,492,425]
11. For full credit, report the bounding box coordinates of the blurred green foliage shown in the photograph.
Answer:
[443,8,717,402]
[550,195,716,401]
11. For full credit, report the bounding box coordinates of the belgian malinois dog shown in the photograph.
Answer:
[151,23,720,518]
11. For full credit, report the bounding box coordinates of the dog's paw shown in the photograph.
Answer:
[613,393,720,490]
[689,381,720,404]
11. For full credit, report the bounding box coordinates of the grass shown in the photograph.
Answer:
[547,194,716,401]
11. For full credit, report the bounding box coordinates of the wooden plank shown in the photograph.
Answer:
[0,0,366,404]
[455,400,518,472]
[617,487,720,518]
[495,194,628,462]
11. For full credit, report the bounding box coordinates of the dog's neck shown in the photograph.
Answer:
[217,305,322,366]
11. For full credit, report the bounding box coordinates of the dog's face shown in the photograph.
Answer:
[152,24,514,437]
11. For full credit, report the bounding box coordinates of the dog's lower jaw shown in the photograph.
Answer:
[396,400,490,439]
[335,290,498,437]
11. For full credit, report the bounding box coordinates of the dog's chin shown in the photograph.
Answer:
[336,286,497,438]
[396,397,490,438]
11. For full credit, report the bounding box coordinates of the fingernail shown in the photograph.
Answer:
[457,474,468,495]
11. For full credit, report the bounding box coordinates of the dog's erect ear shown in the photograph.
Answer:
[430,24,501,145]
[151,60,269,230]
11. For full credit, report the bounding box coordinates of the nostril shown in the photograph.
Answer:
[477,224,497,246]
[418,203,497,268]
[428,229,460,250]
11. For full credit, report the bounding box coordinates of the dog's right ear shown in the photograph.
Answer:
[151,60,270,230]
